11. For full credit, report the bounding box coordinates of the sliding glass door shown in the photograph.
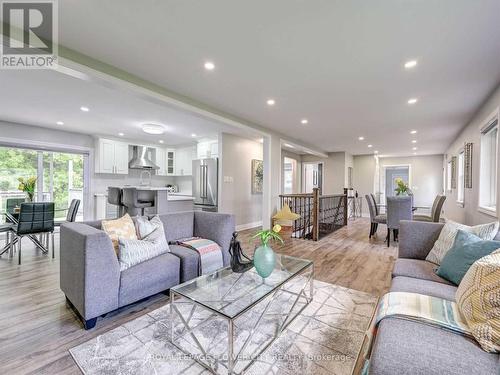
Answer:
[0,146,88,222]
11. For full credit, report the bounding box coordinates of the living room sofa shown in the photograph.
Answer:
[60,211,235,329]
[370,220,499,375]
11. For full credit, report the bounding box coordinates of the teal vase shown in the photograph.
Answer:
[253,245,276,278]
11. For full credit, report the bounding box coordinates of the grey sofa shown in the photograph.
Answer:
[369,220,499,374]
[60,211,235,329]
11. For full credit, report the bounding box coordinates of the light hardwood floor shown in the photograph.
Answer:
[0,218,397,374]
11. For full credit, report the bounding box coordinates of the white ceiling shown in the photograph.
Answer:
[46,0,500,156]
[0,69,259,146]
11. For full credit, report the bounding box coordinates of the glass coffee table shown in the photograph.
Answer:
[170,254,314,374]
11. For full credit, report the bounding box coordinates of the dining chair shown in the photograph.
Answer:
[386,196,413,247]
[0,223,14,257]
[11,202,55,265]
[413,195,446,222]
[54,199,81,228]
[366,194,386,238]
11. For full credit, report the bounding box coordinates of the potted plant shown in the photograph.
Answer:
[394,178,410,196]
[18,176,37,202]
[252,225,284,278]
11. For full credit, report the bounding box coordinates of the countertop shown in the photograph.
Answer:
[98,187,195,201]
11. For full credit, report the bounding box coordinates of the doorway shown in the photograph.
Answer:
[302,162,323,194]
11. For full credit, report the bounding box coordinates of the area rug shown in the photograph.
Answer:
[70,280,377,375]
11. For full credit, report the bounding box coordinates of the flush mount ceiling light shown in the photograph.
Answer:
[56,121,64,125]
[374,150,379,154]
[412,140,417,144]
[142,124,165,135]
[404,60,418,69]
[204,61,215,70]
[80,106,89,112]
[368,144,373,148]
[159,140,164,144]
[301,119,308,124]
[407,98,418,105]
[358,136,365,141]
[410,130,417,134]
[118,132,124,137]
[266,99,275,106]
[413,147,418,151]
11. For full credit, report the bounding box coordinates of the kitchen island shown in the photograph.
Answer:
[106,186,195,216]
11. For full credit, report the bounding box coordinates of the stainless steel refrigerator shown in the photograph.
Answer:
[192,158,218,211]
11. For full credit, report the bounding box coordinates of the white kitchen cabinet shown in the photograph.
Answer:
[175,146,196,176]
[156,147,181,176]
[95,138,129,174]
[197,140,218,159]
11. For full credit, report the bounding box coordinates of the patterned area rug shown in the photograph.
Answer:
[70,280,377,375]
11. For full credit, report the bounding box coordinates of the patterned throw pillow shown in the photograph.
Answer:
[101,214,138,254]
[426,220,499,265]
[456,249,500,353]
[118,216,169,271]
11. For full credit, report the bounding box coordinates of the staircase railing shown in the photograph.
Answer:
[279,188,347,241]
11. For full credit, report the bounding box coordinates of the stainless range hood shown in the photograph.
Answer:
[129,146,160,170]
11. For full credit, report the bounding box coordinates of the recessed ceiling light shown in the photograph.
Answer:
[404,60,418,69]
[412,147,418,151]
[159,140,164,144]
[407,98,418,105]
[410,130,417,134]
[412,140,417,144]
[368,144,373,148]
[267,99,275,106]
[118,132,124,137]
[204,61,215,70]
[284,143,295,148]
[358,136,365,141]
[191,133,197,137]
[80,106,89,112]
[301,119,308,124]
[374,150,379,154]
[413,152,417,155]
[142,124,165,135]
[56,121,64,125]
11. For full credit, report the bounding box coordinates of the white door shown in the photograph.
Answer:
[114,142,129,174]
[99,139,115,173]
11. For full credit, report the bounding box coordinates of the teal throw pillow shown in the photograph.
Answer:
[436,229,500,285]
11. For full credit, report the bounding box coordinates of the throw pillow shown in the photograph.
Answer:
[118,215,169,271]
[135,215,159,239]
[101,214,137,253]
[426,220,499,265]
[456,249,500,353]
[436,230,500,285]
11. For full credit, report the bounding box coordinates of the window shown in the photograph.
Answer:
[447,161,452,191]
[479,114,498,214]
[457,150,464,205]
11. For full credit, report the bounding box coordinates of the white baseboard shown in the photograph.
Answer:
[236,221,262,231]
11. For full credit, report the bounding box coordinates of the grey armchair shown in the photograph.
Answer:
[366,194,386,238]
[414,195,446,222]
[386,196,413,246]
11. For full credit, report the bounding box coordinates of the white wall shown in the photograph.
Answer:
[281,149,302,193]
[302,151,348,194]
[444,84,500,225]
[219,133,263,228]
[353,154,444,216]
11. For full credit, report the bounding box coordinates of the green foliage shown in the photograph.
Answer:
[252,225,284,247]
[394,178,410,195]
[17,176,37,201]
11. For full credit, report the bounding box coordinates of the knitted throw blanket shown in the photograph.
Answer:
[174,237,223,275]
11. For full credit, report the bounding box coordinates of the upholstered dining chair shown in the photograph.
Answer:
[413,195,446,222]
[386,196,413,247]
[366,194,386,238]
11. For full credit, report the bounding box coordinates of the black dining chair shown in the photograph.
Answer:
[11,202,55,265]
[0,222,14,257]
[54,199,81,227]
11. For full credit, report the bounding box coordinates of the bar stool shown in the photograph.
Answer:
[122,188,154,216]
[108,187,125,218]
